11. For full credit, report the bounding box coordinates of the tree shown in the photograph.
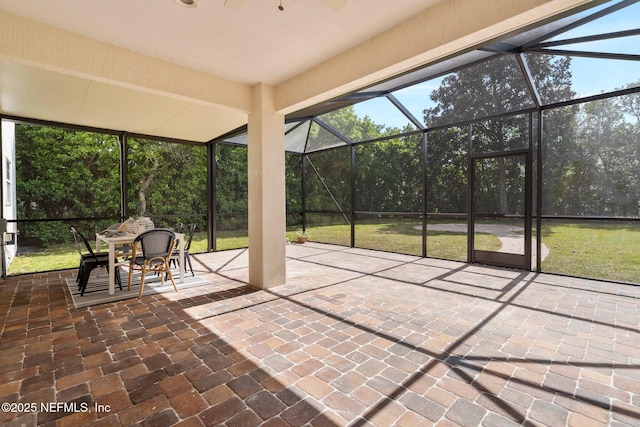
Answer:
[286,152,303,225]
[425,54,575,215]
[426,126,468,214]
[15,125,121,246]
[126,138,206,223]
[541,80,640,217]
[355,134,422,212]
[577,92,640,216]
[215,144,248,231]
[305,146,351,216]
[14,126,208,247]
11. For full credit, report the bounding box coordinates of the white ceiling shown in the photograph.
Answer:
[0,0,442,142]
[0,0,439,85]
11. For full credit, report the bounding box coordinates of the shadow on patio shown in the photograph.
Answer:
[1,242,639,426]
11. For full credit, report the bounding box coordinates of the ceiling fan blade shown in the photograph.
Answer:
[322,0,346,11]
[224,0,246,9]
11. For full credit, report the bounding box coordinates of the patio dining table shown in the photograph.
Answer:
[96,231,185,295]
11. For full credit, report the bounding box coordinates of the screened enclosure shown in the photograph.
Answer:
[218,0,640,284]
[2,0,639,285]
[1,125,211,275]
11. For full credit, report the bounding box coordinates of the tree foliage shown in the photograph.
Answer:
[15,129,207,246]
[215,144,247,231]
[126,137,207,224]
[566,91,640,216]
[16,126,120,219]
[425,54,574,215]
[355,135,422,212]
[426,126,468,214]
[15,126,121,245]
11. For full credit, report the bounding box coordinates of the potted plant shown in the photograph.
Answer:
[295,230,309,244]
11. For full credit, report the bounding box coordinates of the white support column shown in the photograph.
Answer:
[247,83,286,289]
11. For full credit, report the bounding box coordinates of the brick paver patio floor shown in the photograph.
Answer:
[1,242,639,426]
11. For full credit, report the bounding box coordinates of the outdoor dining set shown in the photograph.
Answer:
[70,217,196,299]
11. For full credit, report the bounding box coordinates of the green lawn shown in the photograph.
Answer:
[302,219,500,261]
[8,221,640,286]
[9,245,80,274]
[8,231,211,275]
[541,221,640,284]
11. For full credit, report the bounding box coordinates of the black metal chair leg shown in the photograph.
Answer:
[186,253,194,276]
[77,263,84,289]
[115,267,122,291]
[76,261,83,283]
[79,265,92,296]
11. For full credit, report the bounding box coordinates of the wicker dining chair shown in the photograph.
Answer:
[127,228,177,299]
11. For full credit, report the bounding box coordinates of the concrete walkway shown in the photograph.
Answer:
[418,223,550,263]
